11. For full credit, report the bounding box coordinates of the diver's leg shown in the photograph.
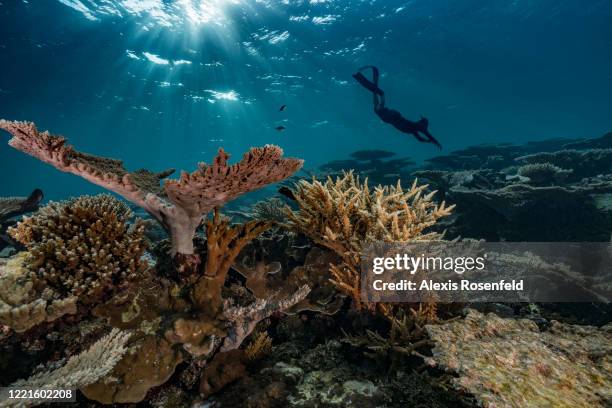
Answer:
[422,130,443,149]
[413,132,428,142]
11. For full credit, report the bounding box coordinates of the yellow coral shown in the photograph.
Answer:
[245,331,273,361]
[286,171,454,311]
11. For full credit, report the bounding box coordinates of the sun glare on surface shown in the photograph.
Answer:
[178,0,242,26]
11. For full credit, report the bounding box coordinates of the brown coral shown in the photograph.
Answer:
[0,252,78,332]
[286,171,454,310]
[8,194,148,305]
[426,309,612,408]
[0,120,303,258]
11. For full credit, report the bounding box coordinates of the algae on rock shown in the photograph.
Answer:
[426,309,612,408]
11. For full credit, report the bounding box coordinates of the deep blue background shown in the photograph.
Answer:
[1,0,611,201]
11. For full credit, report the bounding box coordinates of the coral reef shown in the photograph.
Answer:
[8,194,148,305]
[517,162,573,185]
[0,252,78,332]
[0,120,302,259]
[2,328,131,407]
[0,120,309,404]
[0,188,43,251]
[426,309,612,408]
[286,171,453,310]
[319,150,415,186]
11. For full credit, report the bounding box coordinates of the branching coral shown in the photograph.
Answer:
[286,171,454,310]
[8,194,148,305]
[0,120,302,259]
[0,120,309,403]
[1,328,131,407]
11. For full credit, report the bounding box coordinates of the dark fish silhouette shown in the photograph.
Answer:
[278,186,296,201]
[275,125,286,132]
[279,104,287,111]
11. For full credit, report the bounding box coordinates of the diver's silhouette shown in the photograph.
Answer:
[353,65,442,149]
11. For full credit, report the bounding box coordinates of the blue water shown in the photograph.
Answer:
[1,0,611,201]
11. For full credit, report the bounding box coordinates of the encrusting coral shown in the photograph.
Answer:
[8,194,148,305]
[0,120,302,262]
[285,171,454,310]
[426,309,612,408]
[0,252,78,332]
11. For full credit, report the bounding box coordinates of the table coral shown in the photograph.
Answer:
[0,119,311,404]
[0,120,302,259]
[426,309,612,408]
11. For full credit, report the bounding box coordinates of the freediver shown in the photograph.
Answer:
[353,65,442,149]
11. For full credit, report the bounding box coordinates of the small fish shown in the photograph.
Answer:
[278,186,296,201]
[275,125,286,132]
[279,104,287,111]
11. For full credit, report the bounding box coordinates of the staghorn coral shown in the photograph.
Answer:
[1,328,131,407]
[426,309,612,408]
[8,194,148,305]
[0,120,302,259]
[286,171,453,310]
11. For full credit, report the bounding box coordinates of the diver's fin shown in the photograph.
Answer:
[353,72,384,96]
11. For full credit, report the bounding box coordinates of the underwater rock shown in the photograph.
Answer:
[0,120,302,258]
[426,309,612,408]
[199,349,247,398]
[0,246,16,258]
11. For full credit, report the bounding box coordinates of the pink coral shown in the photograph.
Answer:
[0,120,303,256]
